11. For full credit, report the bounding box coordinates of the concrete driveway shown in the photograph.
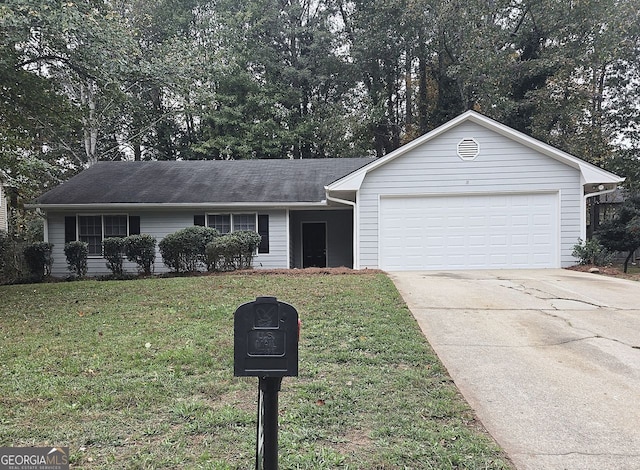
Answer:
[389,269,640,470]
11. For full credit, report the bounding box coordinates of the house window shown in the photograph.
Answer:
[70,215,140,256]
[78,216,103,256]
[193,215,205,226]
[203,213,268,253]
[233,214,256,231]
[208,214,231,234]
[104,215,128,238]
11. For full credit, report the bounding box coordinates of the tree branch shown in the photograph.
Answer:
[15,55,96,80]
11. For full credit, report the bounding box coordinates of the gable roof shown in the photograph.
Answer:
[327,110,624,192]
[34,158,374,208]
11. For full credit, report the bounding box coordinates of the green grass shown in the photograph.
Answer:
[0,273,512,469]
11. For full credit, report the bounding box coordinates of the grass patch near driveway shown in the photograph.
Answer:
[0,273,512,469]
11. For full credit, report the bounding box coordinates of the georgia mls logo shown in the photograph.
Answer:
[0,447,69,470]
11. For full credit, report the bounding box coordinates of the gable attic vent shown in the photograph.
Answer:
[457,138,480,160]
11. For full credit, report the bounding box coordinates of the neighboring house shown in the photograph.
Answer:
[31,111,623,276]
[586,188,625,239]
[0,182,8,232]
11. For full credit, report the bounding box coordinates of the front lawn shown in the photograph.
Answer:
[0,273,512,469]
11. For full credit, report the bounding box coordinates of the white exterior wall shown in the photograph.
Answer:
[357,121,582,269]
[254,210,288,269]
[46,208,289,277]
[44,212,68,276]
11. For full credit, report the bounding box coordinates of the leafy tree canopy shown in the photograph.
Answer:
[1,0,639,202]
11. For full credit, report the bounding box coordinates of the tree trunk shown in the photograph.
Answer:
[417,49,429,134]
[81,80,100,166]
[624,250,634,273]
[405,48,413,137]
[133,141,142,161]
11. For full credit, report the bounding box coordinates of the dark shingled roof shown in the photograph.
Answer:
[36,159,374,205]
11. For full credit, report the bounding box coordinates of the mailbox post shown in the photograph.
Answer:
[234,297,299,470]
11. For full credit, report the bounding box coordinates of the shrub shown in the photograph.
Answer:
[0,230,27,284]
[206,235,240,271]
[124,234,157,275]
[205,231,261,272]
[103,237,126,276]
[23,242,53,281]
[572,238,615,266]
[233,231,261,269]
[0,230,12,281]
[64,241,88,278]
[205,237,225,272]
[159,226,219,273]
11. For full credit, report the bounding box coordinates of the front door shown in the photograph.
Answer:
[302,222,327,268]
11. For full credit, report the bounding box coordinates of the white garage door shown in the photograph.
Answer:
[380,193,559,270]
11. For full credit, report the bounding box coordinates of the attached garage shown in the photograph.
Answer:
[33,110,623,276]
[326,111,623,271]
[379,193,559,270]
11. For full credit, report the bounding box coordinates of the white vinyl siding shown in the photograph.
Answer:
[357,121,582,269]
[46,209,289,276]
[253,210,287,269]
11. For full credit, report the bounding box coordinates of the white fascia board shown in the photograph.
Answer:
[579,164,625,185]
[324,169,367,192]
[25,201,330,210]
[327,114,472,192]
[464,112,625,185]
[327,110,623,192]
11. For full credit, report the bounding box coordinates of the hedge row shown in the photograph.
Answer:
[158,226,261,273]
[1,224,260,283]
[0,233,158,283]
[158,226,218,273]
[0,231,51,283]
[100,234,158,277]
[205,231,261,272]
[60,234,158,278]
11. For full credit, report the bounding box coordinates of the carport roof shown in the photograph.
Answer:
[34,158,374,207]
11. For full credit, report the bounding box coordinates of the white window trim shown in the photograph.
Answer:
[76,214,130,257]
[206,213,262,255]
[206,213,258,233]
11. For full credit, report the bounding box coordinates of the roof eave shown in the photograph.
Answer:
[327,111,476,192]
[327,110,624,190]
[26,201,330,210]
[465,113,625,185]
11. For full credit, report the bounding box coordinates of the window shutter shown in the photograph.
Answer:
[64,216,76,243]
[258,214,269,254]
[194,215,205,226]
[129,216,141,235]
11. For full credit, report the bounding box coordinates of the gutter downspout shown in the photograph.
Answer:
[325,193,358,269]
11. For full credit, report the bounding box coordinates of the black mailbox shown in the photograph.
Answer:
[234,296,299,377]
